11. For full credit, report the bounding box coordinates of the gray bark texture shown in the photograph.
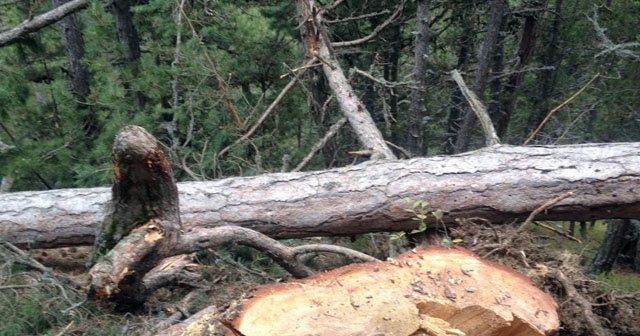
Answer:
[2,142,640,249]
[407,0,430,156]
[295,0,396,160]
[54,0,90,101]
[0,0,88,47]
[454,0,506,153]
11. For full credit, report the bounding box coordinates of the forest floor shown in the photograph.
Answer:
[1,222,639,336]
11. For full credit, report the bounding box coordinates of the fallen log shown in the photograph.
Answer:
[178,247,559,336]
[2,142,640,249]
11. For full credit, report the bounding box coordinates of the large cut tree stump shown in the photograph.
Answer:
[89,125,182,305]
[179,247,559,336]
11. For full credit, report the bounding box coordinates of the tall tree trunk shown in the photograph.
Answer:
[295,0,396,160]
[53,0,98,137]
[588,219,631,274]
[454,0,506,153]
[443,3,476,155]
[108,0,146,109]
[54,0,90,101]
[407,0,430,156]
[308,67,344,167]
[527,0,563,143]
[496,0,548,138]
[383,22,402,139]
[487,28,506,123]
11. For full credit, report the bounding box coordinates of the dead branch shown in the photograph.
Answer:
[451,69,500,146]
[532,221,582,243]
[293,117,347,172]
[324,8,390,24]
[588,8,640,61]
[159,305,219,336]
[518,191,575,230]
[218,58,318,158]
[0,239,82,289]
[174,226,379,278]
[181,8,243,128]
[351,67,418,88]
[0,0,88,47]
[331,1,405,48]
[297,0,396,159]
[483,192,575,258]
[524,73,601,145]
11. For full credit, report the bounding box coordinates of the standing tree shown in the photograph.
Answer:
[407,0,430,156]
[453,0,506,153]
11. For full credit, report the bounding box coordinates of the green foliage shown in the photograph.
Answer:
[595,271,640,295]
[391,198,445,240]
[1,0,639,191]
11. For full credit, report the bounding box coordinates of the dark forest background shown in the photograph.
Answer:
[1,0,638,191]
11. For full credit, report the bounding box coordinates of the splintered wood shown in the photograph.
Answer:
[199,247,558,336]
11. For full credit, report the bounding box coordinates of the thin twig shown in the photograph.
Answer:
[518,192,575,231]
[280,58,321,78]
[331,1,404,48]
[293,117,347,172]
[524,73,600,145]
[531,221,582,243]
[218,58,318,158]
[351,67,418,88]
[324,9,390,24]
[181,7,243,128]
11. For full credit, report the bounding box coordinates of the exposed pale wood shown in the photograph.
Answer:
[180,247,559,336]
[2,142,640,249]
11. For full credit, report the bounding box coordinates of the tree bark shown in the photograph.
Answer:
[443,3,476,155]
[53,0,98,138]
[588,219,630,274]
[88,125,182,306]
[3,142,640,249]
[92,125,181,261]
[107,0,146,109]
[0,0,88,47]
[496,0,548,138]
[454,0,506,153]
[407,0,430,156]
[295,0,396,160]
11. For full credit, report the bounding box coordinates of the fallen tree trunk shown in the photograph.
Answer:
[2,142,640,249]
[176,247,559,336]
